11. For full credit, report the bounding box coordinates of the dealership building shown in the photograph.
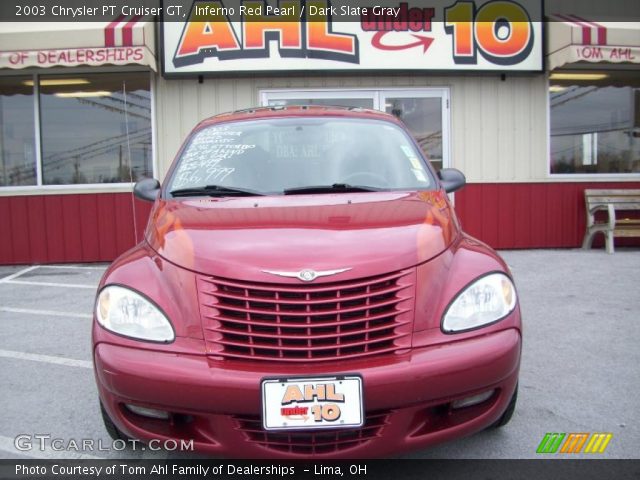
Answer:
[0,1,639,264]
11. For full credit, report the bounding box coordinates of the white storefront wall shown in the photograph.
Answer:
[153,73,548,184]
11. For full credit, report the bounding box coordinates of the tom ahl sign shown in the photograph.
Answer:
[161,0,543,74]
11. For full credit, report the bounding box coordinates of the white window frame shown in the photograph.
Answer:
[260,87,451,169]
[0,69,157,194]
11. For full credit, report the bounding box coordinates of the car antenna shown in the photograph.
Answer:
[123,80,139,244]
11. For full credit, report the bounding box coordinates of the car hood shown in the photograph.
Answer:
[145,191,458,282]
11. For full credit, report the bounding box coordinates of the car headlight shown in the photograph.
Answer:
[96,285,175,342]
[442,273,517,333]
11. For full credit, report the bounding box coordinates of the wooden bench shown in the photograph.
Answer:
[582,189,640,254]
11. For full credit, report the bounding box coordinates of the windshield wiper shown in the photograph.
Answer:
[170,185,265,197]
[283,183,383,195]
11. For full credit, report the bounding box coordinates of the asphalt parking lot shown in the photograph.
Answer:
[0,249,638,460]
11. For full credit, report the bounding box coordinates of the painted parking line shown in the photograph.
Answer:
[0,435,103,460]
[0,307,92,319]
[4,280,97,289]
[0,349,92,369]
[0,266,40,284]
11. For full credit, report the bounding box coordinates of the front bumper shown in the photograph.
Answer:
[95,327,520,458]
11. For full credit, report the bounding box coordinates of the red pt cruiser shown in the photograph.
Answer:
[93,106,521,458]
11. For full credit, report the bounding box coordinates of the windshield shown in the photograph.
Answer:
[167,117,436,195]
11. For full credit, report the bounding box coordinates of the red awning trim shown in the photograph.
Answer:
[546,18,640,70]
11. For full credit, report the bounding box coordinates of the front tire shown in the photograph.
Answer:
[489,385,518,429]
[100,402,130,441]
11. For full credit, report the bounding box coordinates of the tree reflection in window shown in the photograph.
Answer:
[39,73,152,185]
[0,77,36,186]
[550,70,640,174]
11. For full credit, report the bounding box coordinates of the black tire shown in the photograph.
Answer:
[100,402,130,442]
[489,385,518,429]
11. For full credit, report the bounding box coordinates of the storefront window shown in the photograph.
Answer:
[0,76,36,186]
[39,73,152,184]
[550,70,640,174]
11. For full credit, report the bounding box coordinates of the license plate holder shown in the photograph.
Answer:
[261,375,363,431]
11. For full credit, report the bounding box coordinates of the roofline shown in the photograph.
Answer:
[195,105,400,129]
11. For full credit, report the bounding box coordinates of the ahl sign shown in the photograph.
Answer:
[161,0,543,74]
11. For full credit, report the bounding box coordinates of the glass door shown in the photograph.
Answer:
[380,90,449,171]
[261,90,375,109]
[260,88,450,170]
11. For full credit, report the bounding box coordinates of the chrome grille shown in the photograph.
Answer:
[198,269,414,362]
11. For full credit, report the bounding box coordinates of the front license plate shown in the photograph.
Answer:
[262,376,363,431]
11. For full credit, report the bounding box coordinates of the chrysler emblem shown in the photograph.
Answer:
[262,268,352,282]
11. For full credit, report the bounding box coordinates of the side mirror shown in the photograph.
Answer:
[438,168,466,193]
[133,178,161,202]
